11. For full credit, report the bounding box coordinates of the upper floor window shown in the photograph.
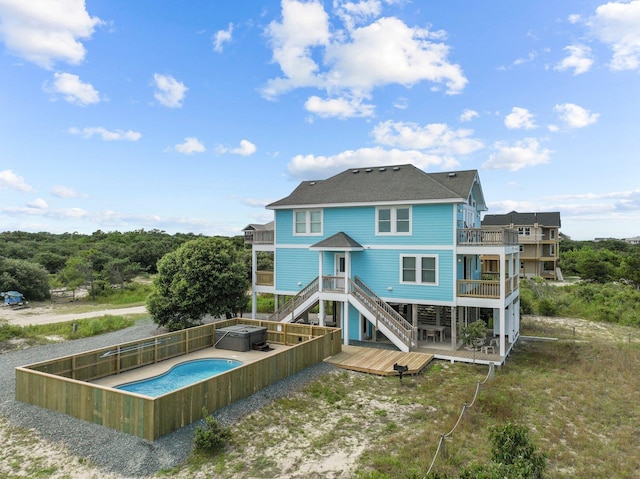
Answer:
[400,255,438,285]
[294,209,322,235]
[376,206,411,235]
[518,227,531,236]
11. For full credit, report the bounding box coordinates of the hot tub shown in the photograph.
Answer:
[214,325,267,352]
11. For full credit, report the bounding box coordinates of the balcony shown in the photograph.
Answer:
[457,276,518,299]
[256,270,274,286]
[244,230,274,245]
[457,228,519,246]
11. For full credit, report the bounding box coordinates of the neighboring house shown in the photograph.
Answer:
[482,211,561,280]
[244,164,520,364]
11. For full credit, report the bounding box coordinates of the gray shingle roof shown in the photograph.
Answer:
[482,211,561,227]
[267,164,481,208]
[310,232,363,250]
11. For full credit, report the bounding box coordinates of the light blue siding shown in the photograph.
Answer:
[347,303,360,341]
[276,204,454,247]
[275,248,318,292]
[352,249,454,302]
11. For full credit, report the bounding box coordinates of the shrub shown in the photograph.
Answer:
[194,409,232,454]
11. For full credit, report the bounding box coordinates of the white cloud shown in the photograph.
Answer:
[263,1,466,118]
[243,197,273,207]
[27,198,48,209]
[213,23,233,52]
[46,72,100,105]
[69,126,141,141]
[231,139,257,156]
[504,107,536,130]
[304,95,375,118]
[555,44,593,75]
[588,0,640,70]
[153,73,188,108]
[372,120,483,156]
[334,0,382,31]
[554,103,599,128]
[0,0,102,69]
[460,109,478,122]
[51,185,80,198]
[287,146,459,178]
[483,138,552,171]
[0,170,33,192]
[173,137,205,154]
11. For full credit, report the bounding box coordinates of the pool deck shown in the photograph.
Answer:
[92,343,291,388]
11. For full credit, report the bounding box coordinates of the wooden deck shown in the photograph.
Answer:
[325,345,433,376]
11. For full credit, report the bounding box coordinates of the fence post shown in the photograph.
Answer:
[440,434,446,458]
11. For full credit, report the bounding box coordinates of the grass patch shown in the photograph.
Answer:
[0,314,141,347]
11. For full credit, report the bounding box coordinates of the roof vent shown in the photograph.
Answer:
[448,172,456,178]
[379,167,386,172]
[352,169,359,174]
[310,181,316,185]
[365,168,372,172]
[393,166,400,171]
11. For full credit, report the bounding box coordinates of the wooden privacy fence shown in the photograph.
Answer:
[15,319,342,441]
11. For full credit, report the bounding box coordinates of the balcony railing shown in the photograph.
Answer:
[457,276,518,299]
[244,230,274,244]
[458,228,519,246]
[256,270,274,286]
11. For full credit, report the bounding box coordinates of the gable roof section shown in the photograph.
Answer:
[482,211,561,227]
[267,164,481,209]
[310,232,363,251]
[242,221,274,231]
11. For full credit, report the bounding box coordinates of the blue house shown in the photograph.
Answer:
[244,164,520,364]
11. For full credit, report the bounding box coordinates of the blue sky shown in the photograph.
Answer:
[0,0,638,241]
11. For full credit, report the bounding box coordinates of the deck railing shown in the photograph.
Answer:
[244,230,274,244]
[256,270,274,286]
[457,228,519,246]
[268,277,319,322]
[457,275,519,298]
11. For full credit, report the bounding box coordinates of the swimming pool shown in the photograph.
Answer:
[116,358,243,397]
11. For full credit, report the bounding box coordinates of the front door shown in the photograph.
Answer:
[334,253,346,290]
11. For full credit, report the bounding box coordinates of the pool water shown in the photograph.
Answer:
[116,358,243,397]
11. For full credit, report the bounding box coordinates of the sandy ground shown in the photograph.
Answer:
[0,304,148,326]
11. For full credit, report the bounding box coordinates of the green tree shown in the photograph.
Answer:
[147,237,249,330]
[0,257,50,300]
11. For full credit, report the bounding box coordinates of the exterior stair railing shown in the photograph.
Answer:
[267,277,319,322]
[351,276,416,350]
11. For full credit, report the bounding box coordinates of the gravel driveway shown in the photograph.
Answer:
[0,317,335,478]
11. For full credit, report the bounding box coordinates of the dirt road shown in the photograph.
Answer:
[0,305,148,326]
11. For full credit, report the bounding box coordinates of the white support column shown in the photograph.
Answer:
[342,301,349,345]
[251,248,257,319]
[318,251,323,292]
[344,251,351,293]
[499,306,506,356]
[319,301,325,327]
[450,306,457,350]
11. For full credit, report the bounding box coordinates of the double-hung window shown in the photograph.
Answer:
[376,206,411,235]
[400,255,438,285]
[294,209,322,235]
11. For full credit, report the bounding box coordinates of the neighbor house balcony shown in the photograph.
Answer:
[244,230,274,245]
[457,228,519,246]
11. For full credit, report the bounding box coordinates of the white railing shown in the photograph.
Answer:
[268,277,319,322]
[351,277,416,349]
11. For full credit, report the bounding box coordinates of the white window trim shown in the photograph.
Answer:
[376,206,412,235]
[293,209,323,236]
[399,254,438,285]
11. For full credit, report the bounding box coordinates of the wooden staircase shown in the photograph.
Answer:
[267,276,416,352]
